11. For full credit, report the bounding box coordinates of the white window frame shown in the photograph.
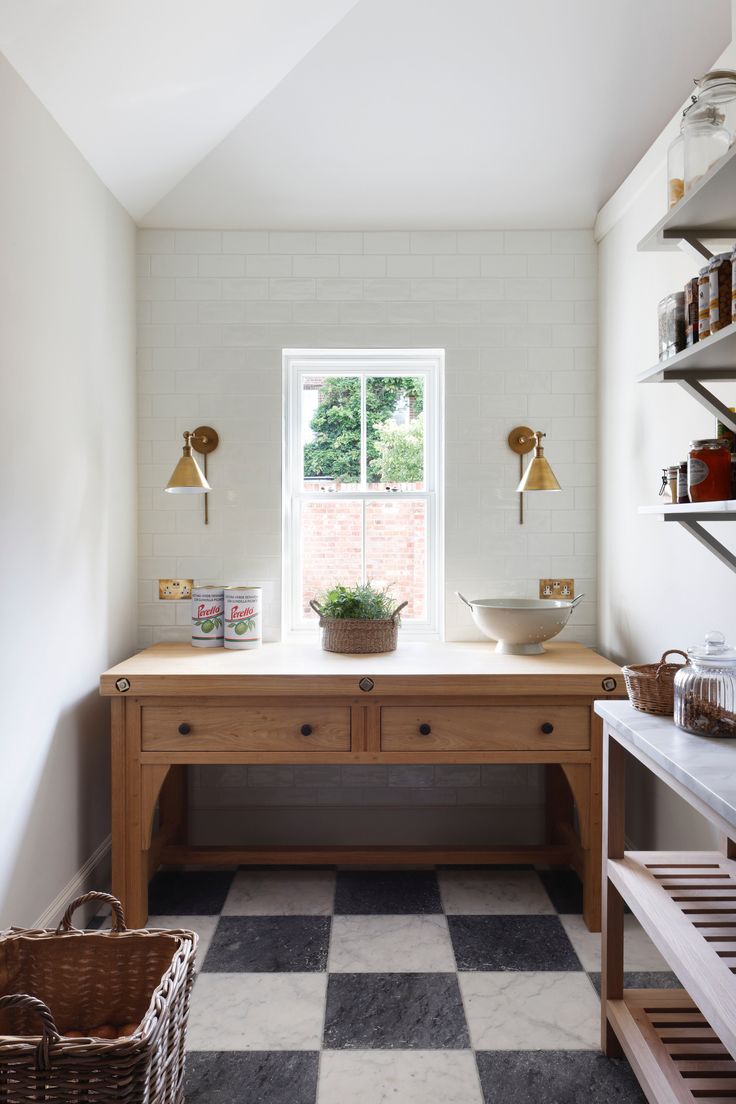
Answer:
[282,349,444,639]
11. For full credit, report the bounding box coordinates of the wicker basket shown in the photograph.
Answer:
[622,649,689,715]
[310,600,408,654]
[0,892,197,1104]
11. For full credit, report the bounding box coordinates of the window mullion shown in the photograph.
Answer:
[360,372,367,489]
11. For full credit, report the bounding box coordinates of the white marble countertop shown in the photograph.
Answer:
[595,700,736,832]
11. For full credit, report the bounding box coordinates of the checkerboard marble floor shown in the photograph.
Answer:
[138,865,679,1103]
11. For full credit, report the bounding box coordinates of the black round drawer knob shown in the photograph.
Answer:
[300,724,313,737]
[419,723,432,736]
[540,722,554,735]
[178,723,191,735]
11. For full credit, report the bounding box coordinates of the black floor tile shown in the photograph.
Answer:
[147,870,234,915]
[538,867,583,914]
[185,1051,319,1104]
[476,1050,646,1103]
[323,972,470,1048]
[202,915,330,972]
[449,915,582,971]
[588,971,681,996]
[334,870,442,914]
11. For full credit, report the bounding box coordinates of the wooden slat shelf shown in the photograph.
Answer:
[609,989,736,1103]
[608,852,736,1058]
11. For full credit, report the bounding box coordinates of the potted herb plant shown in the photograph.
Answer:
[310,583,407,654]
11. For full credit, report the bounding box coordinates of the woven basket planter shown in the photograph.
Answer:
[0,892,197,1104]
[623,649,689,715]
[310,600,408,654]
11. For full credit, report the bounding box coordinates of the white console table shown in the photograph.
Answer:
[596,700,736,1103]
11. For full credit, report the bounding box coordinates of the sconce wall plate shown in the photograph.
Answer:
[191,426,219,456]
[507,426,536,457]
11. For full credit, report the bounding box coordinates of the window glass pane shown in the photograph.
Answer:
[302,375,361,488]
[366,376,424,491]
[301,500,363,618]
[365,499,427,620]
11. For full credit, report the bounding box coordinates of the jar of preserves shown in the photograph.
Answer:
[685,276,700,346]
[710,252,733,333]
[683,102,730,192]
[688,438,732,501]
[698,264,712,340]
[674,631,736,738]
[694,70,736,146]
[657,292,685,359]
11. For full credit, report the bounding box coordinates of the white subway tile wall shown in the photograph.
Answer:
[137,228,596,837]
[137,228,597,650]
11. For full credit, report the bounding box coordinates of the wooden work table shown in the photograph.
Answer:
[100,640,622,929]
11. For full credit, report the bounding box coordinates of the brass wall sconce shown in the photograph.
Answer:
[507,425,561,524]
[164,425,219,524]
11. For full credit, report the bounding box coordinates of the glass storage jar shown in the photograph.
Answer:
[657,291,686,359]
[683,102,730,193]
[694,70,736,146]
[674,631,736,738]
[667,108,688,208]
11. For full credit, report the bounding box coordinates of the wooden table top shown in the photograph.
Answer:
[100,641,622,698]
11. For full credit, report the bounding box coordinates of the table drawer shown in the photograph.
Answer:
[141,704,351,752]
[380,706,589,751]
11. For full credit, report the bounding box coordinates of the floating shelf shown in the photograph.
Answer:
[639,142,736,254]
[609,851,736,1058]
[640,323,736,384]
[640,501,736,517]
[608,989,736,1103]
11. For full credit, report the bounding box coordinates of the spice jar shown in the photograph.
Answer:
[657,292,685,359]
[666,465,679,503]
[698,264,712,340]
[677,460,689,503]
[694,70,736,146]
[688,438,732,501]
[685,276,700,346]
[683,102,730,192]
[710,252,733,333]
[674,631,736,738]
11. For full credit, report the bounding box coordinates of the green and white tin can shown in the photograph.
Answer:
[191,585,224,648]
[224,586,262,650]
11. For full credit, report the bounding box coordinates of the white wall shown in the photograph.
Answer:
[596,38,736,850]
[136,227,597,844]
[0,53,137,925]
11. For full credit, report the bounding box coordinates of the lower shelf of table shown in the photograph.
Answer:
[607,989,736,1104]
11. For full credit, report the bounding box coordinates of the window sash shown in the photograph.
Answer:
[283,350,443,636]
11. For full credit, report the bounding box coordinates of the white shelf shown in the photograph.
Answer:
[639,142,736,252]
[640,500,736,517]
[639,323,736,383]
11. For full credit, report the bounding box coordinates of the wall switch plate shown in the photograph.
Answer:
[539,578,575,599]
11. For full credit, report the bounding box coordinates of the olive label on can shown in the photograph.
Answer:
[224,587,262,650]
[192,586,224,648]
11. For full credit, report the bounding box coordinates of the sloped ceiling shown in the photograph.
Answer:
[0,0,360,219]
[0,0,731,227]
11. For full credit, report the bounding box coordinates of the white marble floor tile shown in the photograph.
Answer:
[222,869,336,916]
[149,915,217,972]
[187,972,327,1050]
[439,869,555,915]
[318,1050,483,1104]
[329,915,456,972]
[560,914,670,973]
[459,971,600,1050]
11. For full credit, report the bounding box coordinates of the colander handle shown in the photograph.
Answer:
[456,592,473,610]
[569,593,585,608]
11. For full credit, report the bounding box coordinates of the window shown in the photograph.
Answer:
[283,350,444,636]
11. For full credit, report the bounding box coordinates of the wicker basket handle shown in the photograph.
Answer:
[0,994,60,1070]
[656,649,689,678]
[391,601,409,623]
[309,599,325,625]
[56,891,127,933]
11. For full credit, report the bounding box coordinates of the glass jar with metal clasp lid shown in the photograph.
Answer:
[674,631,736,738]
[683,100,730,193]
[694,70,736,146]
[667,99,695,208]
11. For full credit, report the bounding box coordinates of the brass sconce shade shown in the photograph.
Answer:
[165,426,219,523]
[507,425,561,523]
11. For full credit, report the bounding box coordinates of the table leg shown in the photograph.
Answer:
[111,699,149,928]
[601,728,626,1056]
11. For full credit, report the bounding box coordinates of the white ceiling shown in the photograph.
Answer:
[0,0,731,227]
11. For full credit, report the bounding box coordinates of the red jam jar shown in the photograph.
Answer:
[688,438,732,502]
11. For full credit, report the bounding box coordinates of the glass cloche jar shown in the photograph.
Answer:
[674,631,736,738]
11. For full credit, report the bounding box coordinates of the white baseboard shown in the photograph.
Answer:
[33,835,112,929]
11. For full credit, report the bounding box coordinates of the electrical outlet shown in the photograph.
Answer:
[539,578,575,599]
